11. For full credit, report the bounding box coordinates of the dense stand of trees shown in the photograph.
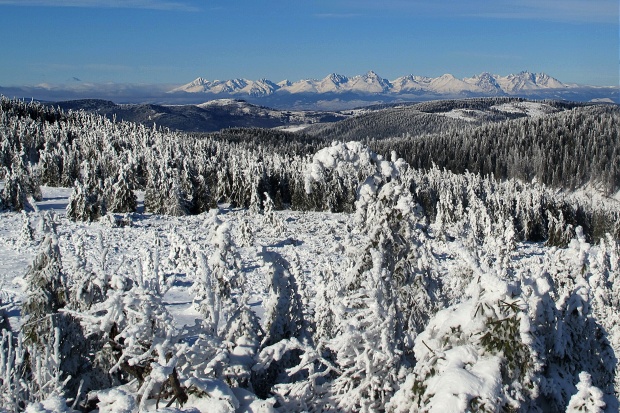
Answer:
[1,97,618,241]
[371,105,619,195]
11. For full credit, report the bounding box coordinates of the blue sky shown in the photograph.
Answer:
[0,0,618,87]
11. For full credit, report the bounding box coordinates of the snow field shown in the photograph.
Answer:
[0,186,350,333]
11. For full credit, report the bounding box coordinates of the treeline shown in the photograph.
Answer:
[0,97,618,243]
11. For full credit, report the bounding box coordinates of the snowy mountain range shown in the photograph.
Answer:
[170,71,584,97]
[166,71,618,109]
[1,71,615,111]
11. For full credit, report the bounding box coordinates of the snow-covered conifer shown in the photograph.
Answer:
[65,231,105,312]
[66,179,106,222]
[252,251,306,398]
[327,247,402,412]
[1,167,29,211]
[389,268,540,412]
[21,235,67,344]
[18,210,35,247]
[237,214,255,248]
[566,372,606,413]
[208,219,244,328]
[87,262,179,402]
[106,163,136,213]
[540,228,616,409]
[262,192,285,236]
[20,233,94,405]
[221,293,264,388]
[166,230,193,274]
[191,251,220,335]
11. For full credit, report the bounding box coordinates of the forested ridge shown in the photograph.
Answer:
[0,96,619,412]
[371,104,619,195]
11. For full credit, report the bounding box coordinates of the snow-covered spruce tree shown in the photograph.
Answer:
[538,228,618,411]
[0,167,29,212]
[66,161,108,222]
[546,208,577,248]
[0,328,28,412]
[387,263,541,413]
[144,162,191,216]
[249,175,264,216]
[86,254,185,409]
[37,140,61,187]
[143,158,163,214]
[566,372,606,413]
[189,172,216,214]
[220,292,264,389]
[252,250,308,400]
[65,230,107,312]
[178,255,258,407]
[163,167,192,216]
[191,251,220,336]
[20,233,92,407]
[18,210,35,247]
[105,163,137,214]
[304,142,443,410]
[237,213,255,248]
[303,141,375,212]
[0,293,24,411]
[66,179,106,222]
[21,234,67,346]
[326,247,403,412]
[312,266,341,345]
[262,192,286,236]
[207,218,244,329]
[166,229,193,275]
[3,150,42,207]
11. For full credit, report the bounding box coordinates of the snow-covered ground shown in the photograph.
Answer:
[491,101,559,118]
[0,186,349,333]
[436,108,488,122]
[2,180,618,412]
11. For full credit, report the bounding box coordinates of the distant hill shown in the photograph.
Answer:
[48,97,602,136]
[50,98,350,132]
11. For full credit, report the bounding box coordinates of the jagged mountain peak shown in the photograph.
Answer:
[189,77,208,85]
[324,73,349,84]
[465,72,503,94]
[363,70,381,78]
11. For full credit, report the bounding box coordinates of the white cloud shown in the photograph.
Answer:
[0,0,199,11]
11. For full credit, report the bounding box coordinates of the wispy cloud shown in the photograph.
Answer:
[467,0,619,24]
[0,0,199,11]
[324,0,618,24]
[314,13,363,19]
